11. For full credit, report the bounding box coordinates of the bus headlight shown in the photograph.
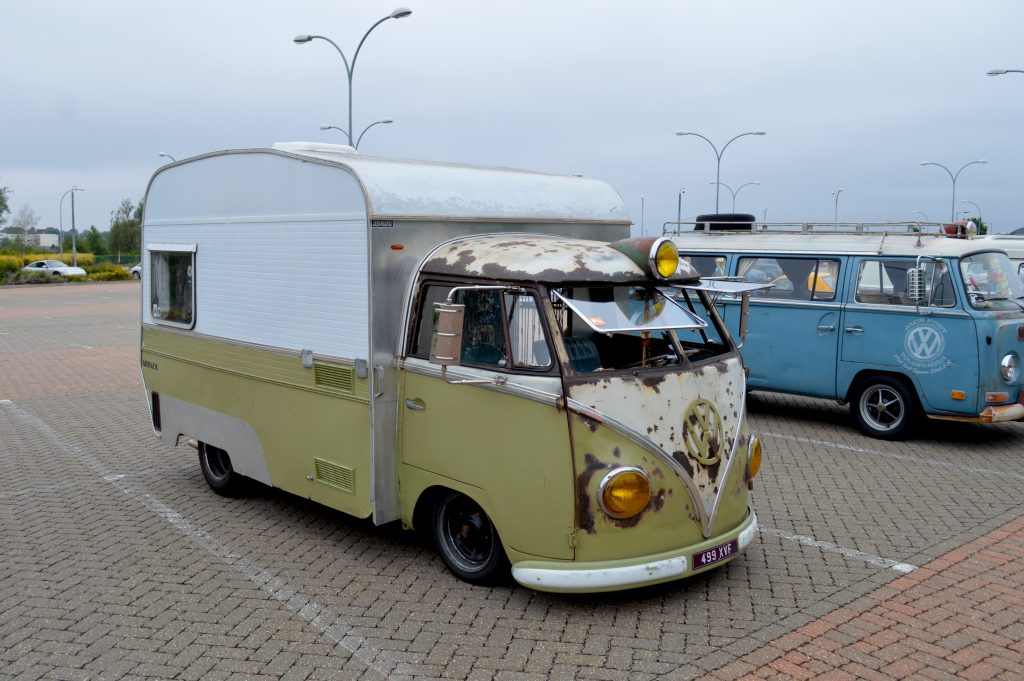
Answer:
[747,436,763,481]
[1000,352,1020,383]
[598,467,651,519]
[650,238,679,280]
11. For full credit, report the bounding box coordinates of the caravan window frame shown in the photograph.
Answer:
[147,243,197,330]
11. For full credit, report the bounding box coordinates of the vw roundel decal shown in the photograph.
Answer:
[898,319,949,374]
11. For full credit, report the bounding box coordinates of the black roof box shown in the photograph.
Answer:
[694,213,756,231]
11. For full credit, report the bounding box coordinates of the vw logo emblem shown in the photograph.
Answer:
[905,324,944,361]
[683,398,724,467]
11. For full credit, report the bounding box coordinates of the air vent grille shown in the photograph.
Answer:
[314,362,354,392]
[314,458,354,493]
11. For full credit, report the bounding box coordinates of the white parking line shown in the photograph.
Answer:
[1,400,412,681]
[762,432,1024,482]
[760,526,917,573]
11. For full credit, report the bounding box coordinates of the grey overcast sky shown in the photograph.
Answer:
[2,1,1023,238]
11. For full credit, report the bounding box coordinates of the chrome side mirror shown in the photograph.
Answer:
[738,291,751,346]
[907,267,926,304]
[429,302,465,366]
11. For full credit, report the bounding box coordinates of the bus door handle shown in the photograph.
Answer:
[817,324,836,332]
[844,326,865,334]
[405,398,426,412]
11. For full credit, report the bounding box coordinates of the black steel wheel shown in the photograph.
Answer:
[851,376,918,440]
[198,442,247,496]
[431,491,508,585]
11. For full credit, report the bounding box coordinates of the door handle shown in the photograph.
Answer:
[405,398,426,412]
[844,326,864,334]
[816,324,836,332]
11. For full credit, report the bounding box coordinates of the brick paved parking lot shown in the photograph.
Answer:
[1,282,1022,680]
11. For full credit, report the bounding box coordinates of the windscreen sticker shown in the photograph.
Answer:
[590,317,607,326]
[897,319,949,374]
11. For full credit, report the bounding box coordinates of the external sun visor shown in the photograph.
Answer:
[674,279,773,294]
[551,288,707,335]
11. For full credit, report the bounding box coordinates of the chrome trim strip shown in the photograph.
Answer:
[743,299,841,310]
[845,303,970,317]
[401,358,562,407]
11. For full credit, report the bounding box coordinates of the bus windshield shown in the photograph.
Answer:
[550,285,730,372]
[960,252,1024,310]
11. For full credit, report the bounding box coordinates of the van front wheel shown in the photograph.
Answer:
[851,377,917,440]
[431,491,508,585]
[198,442,247,496]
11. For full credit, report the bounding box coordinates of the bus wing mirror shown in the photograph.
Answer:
[430,303,465,367]
[907,267,926,304]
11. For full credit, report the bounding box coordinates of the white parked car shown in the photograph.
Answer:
[129,263,142,279]
[22,260,87,276]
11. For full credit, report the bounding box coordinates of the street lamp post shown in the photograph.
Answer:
[709,180,760,212]
[676,130,766,213]
[59,186,84,257]
[831,188,844,223]
[912,210,930,223]
[920,160,987,222]
[987,69,1024,77]
[294,8,412,148]
[962,200,982,223]
[676,188,685,226]
[320,119,393,149]
[158,152,176,163]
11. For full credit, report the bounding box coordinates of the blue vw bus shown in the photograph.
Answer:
[670,223,1024,439]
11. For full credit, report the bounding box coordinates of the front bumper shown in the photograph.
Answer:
[927,398,1024,424]
[511,510,758,593]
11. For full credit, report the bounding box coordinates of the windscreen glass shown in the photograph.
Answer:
[960,252,1024,310]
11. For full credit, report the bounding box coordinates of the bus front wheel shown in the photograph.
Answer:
[851,377,917,440]
[431,491,508,585]
[198,442,247,496]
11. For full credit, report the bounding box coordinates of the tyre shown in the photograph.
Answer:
[850,376,918,440]
[198,442,247,496]
[131,272,141,279]
[431,491,508,585]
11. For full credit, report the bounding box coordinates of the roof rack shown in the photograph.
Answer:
[662,219,975,239]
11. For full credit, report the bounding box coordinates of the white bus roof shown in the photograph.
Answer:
[670,231,1007,259]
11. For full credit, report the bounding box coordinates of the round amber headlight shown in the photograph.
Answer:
[649,238,679,280]
[747,436,763,480]
[599,467,651,519]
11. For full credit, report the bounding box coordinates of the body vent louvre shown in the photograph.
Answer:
[314,458,355,493]
[314,362,354,392]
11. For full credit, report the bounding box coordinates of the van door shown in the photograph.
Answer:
[839,257,978,415]
[399,284,575,560]
[728,255,843,398]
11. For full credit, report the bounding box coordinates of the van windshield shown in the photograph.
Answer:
[960,252,1024,310]
[550,285,730,373]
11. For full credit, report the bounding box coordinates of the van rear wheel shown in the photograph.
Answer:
[431,491,508,585]
[198,442,247,496]
[851,377,917,440]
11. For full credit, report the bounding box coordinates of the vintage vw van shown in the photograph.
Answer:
[670,223,1024,439]
[140,144,765,592]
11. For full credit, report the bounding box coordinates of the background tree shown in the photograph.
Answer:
[107,198,142,254]
[84,226,107,254]
[10,204,41,257]
[0,184,11,228]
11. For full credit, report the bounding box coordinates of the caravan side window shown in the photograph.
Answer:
[680,254,727,277]
[738,256,839,301]
[150,249,195,328]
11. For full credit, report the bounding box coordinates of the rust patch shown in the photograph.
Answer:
[641,374,664,393]
[612,447,621,459]
[575,453,611,534]
[672,451,694,478]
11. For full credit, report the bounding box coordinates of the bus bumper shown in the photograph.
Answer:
[927,400,1024,424]
[511,510,758,593]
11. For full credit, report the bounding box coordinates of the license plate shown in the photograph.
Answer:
[692,539,738,569]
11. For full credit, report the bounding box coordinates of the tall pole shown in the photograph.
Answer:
[676,130,766,213]
[294,8,411,148]
[60,186,83,257]
[640,196,646,237]
[921,160,987,221]
[71,190,78,267]
[709,180,759,212]
[962,200,982,223]
[676,188,685,226]
[831,188,843,223]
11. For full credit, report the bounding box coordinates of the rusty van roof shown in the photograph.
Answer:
[420,234,700,283]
